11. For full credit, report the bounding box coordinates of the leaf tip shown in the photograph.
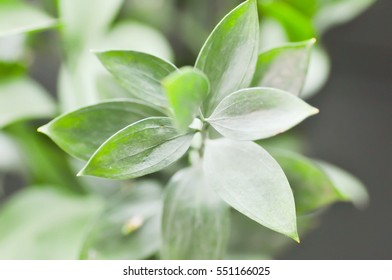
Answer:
[37,124,49,135]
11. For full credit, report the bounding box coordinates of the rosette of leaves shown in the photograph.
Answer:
[39,0,367,259]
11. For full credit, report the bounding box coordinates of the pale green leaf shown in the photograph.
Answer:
[79,181,162,260]
[163,67,209,131]
[207,87,318,141]
[0,77,56,128]
[0,188,103,259]
[162,165,230,260]
[204,138,298,241]
[79,117,194,179]
[252,39,315,96]
[195,0,259,116]
[0,2,56,38]
[316,161,369,209]
[96,51,177,109]
[38,100,163,161]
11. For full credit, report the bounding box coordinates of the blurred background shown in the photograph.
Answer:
[0,0,390,259]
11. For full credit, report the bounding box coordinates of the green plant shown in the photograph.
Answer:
[37,0,367,260]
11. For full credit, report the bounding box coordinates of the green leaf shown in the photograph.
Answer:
[0,188,103,259]
[79,181,162,260]
[251,39,316,96]
[79,117,194,179]
[163,67,210,131]
[162,165,230,260]
[204,138,298,241]
[38,100,163,161]
[195,0,259,116]
[270,149,343,214]
[0,77,56,128]
[316,161,369,209]
[96,51,177,109]
[206,87,318,141]
[0,1,56,38]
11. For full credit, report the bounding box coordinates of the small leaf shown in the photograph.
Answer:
[270,149,343,214]
[79,117,194,179]
[96,50,177,109]
[0,1,56,38]
[316,161,369,209]
[195,0,259,116]
[38,100,163,161]
[204,138,298,241]
[0,77,56,128]
[207,87,318,141]
[251,39,316,96]
[162,165,230,260]
[163,67,209,131]
[79,181,162,260]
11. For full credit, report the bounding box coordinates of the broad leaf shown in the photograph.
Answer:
[0,188,102,259]
[270,149,343,214]
[0,2,56,38]
[252,39,315,96]
[204,138,299,241]
[79,117,194,179]
[163,67,210,131]
[38,100,163,161]
[206,87,318,141]
[96,51,177,109]
[0,77,56,128]
[162,165,230,260]
[195,0,259,116]
[316,161,369,208]
[79,181,162,260]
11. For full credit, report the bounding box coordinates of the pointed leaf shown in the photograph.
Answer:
[163,67,210,131]
[162,165,230,260]
[270,149,343,214]
[96,50,177,109]
[80,181,162,260]
[0,2,56,38]
[251,39,315,96]
[38,100,163,161]
[204,138,298,241]
[79,117,194,179]
[316,161,369,209]
[207,87,318,141]
[195,0,259,116]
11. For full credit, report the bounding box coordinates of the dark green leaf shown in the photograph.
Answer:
[0,188,102,259]
[204,138,299,241]
[38,100,163,161]
[79,117,194,179]
[79,181,162,260]
[163,67,210,131]
[252,39,315,96]
[195,0,259,116]
[162,165,230,259]
[206,87,318,141]
[96,50,177,109]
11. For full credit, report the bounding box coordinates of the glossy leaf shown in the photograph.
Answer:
[38,100,163,161]
[96,51,177,109]
[163,67,210,131]
[80,181,162,260]
[162,165,230,259]
[79,117,194,179]
[270,149,343,214]
[195,0,259,116]
[0,188,102,259]
[0,77,56,128]
[204,138,299,241]
[252,39,315,96]
[0,2,56,38]
[316,161,369,208]
[207,87,318,141]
